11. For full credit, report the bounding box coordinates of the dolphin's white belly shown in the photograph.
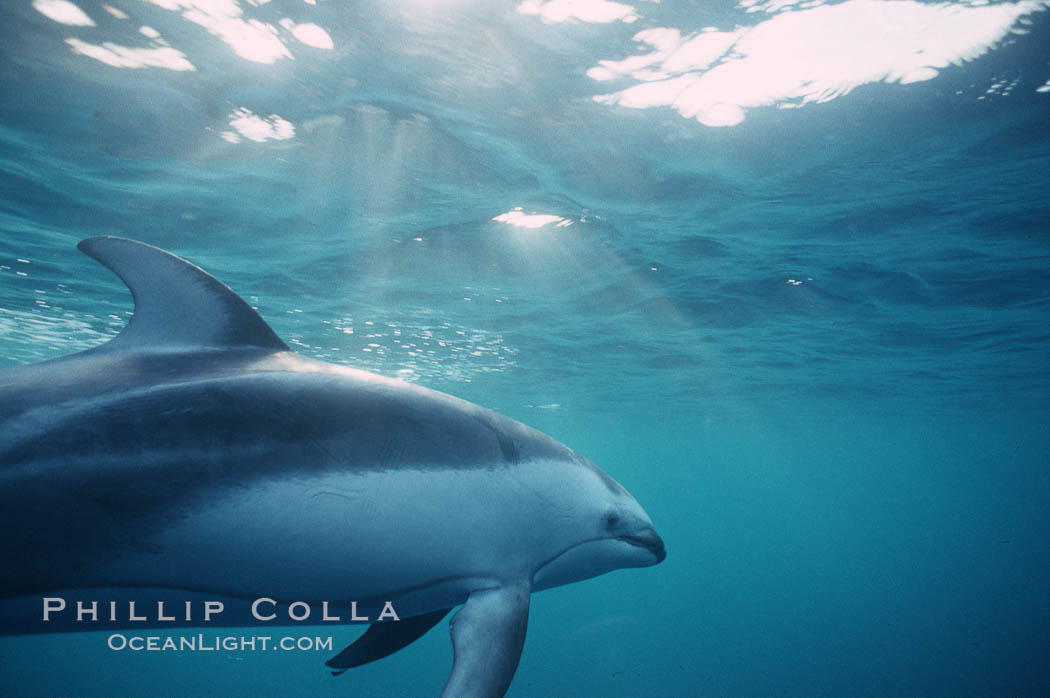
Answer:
[97,464,558,611]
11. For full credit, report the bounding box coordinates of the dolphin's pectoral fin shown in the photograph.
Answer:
[326,607,451,675]
[77,236,288,352]
[441,581,531,698]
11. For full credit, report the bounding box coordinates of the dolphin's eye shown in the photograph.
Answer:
[604,512,621,528]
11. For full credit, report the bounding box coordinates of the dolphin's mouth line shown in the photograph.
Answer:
[613,531,663,562]
[617,534,658,550]
[617,534,667,561]
[534,531,667,578]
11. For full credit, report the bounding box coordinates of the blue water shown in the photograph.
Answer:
[2,0,1049,695]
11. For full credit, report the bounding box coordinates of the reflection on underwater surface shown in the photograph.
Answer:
[1,0,1049,695]
[591,0,1046,125]
[22,0,1050,129]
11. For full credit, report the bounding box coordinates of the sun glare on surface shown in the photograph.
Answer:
[493,208,574,229]
[32,0,95,26]
[588,0,1046,126]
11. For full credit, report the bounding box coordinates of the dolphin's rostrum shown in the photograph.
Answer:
[0,237,665,697]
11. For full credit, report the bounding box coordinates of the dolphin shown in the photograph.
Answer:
[0,237,665,697]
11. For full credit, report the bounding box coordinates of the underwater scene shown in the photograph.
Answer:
[1,0,1049,696]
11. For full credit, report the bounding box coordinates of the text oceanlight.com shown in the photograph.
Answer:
[107,633,334,652]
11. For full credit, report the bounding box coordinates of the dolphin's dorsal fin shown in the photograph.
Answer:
[78,236,289,352]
